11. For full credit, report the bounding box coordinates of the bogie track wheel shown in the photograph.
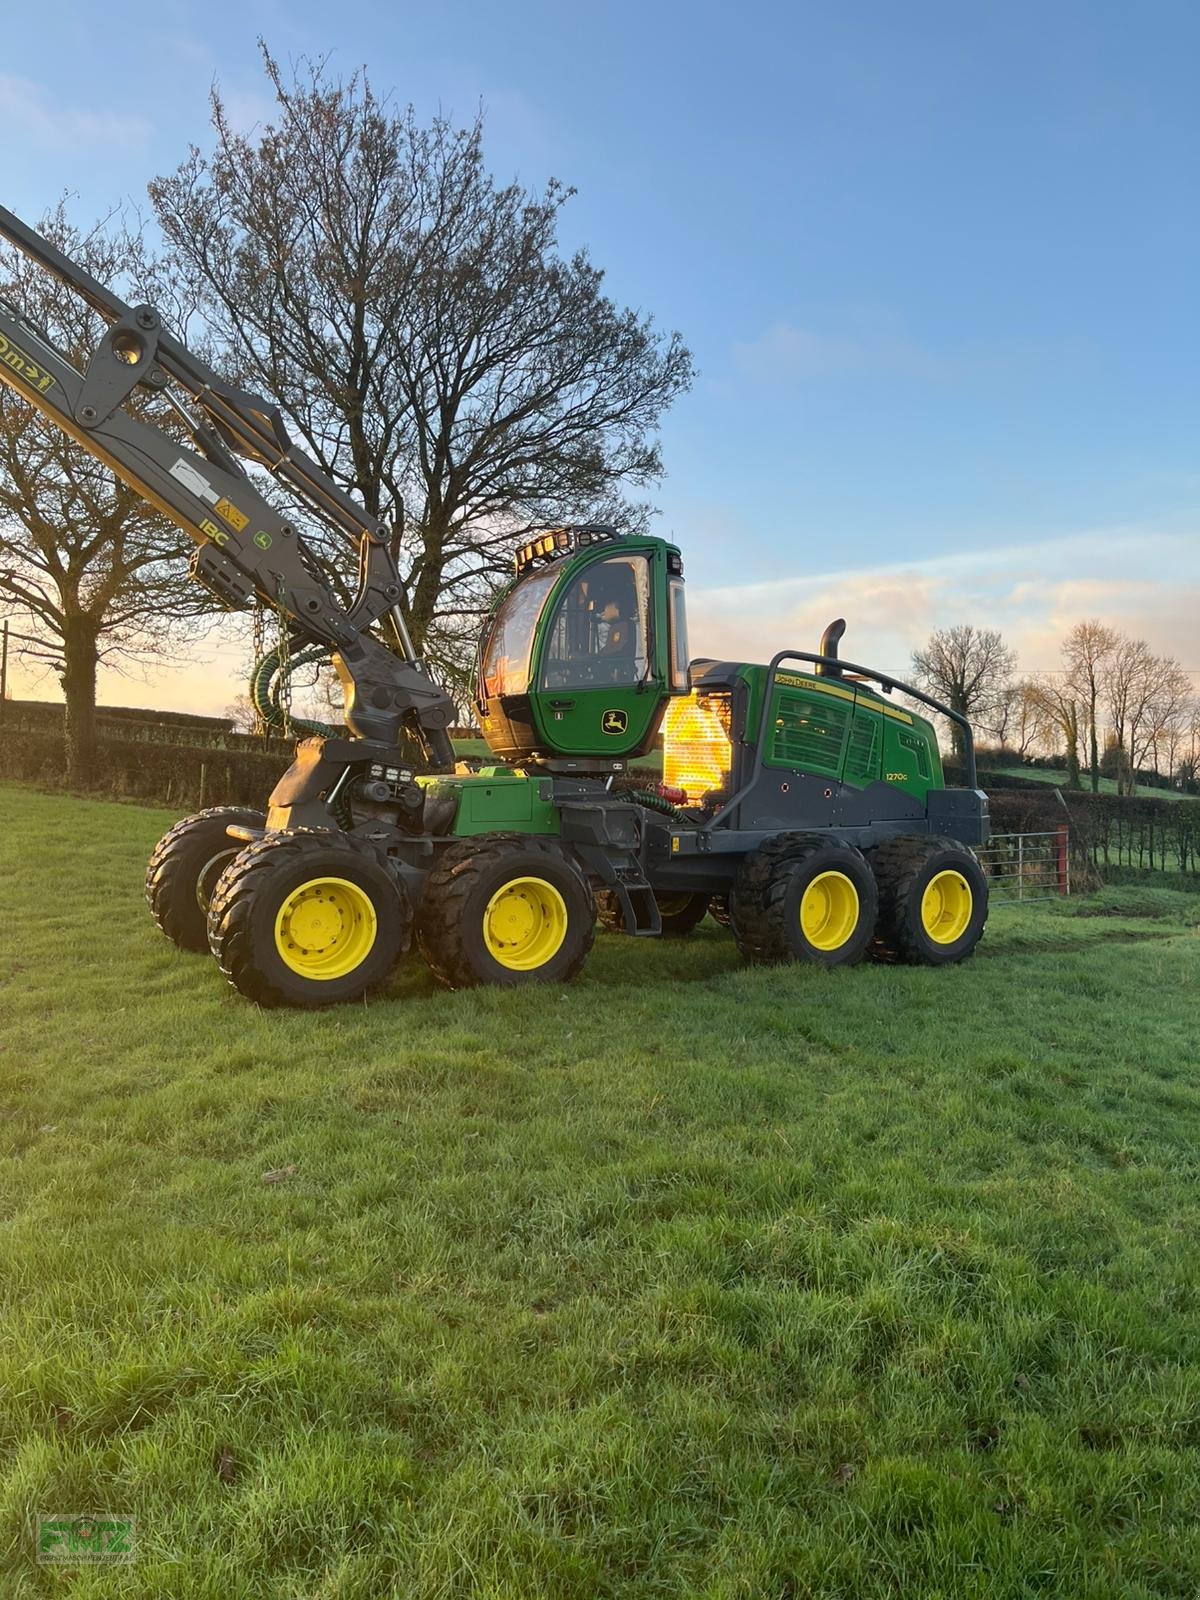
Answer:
[146,807,266,951]
[595,889,711,936]
[867,835,988,966]
[708,896,733,928]
[416,833,595,989]
[730,832,878,967]
[206,832,411,1007]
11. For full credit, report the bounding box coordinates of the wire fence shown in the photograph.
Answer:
[977,829,1069,904]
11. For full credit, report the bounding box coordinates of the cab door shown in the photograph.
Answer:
[531,547,665,758]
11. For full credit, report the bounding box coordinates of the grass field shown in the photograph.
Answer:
[989,765,1191,802]
[1,784,1198,1597]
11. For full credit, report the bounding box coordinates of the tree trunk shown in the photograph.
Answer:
[1089,699,1099,793]
[61,619,99,787]
[406,540,448,654]
[1065,741,1081,789]
[1064,708,1081,788]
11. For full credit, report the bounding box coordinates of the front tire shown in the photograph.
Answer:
[206,832,411,1008]
[867,835,987,966]
[730,833,878,966]
[416,833,595,989]
[146,807,266,952]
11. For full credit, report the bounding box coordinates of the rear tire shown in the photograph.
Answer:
[417,833,595,988]
[595,889,711,937]
[207,832,411,1008]
[867,835,987,966]
[730,833,878,966]
[146,806,266,952]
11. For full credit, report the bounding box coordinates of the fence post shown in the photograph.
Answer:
[1017,833,1025,900]
[0,619,7,719]
[1055,825,1069,895]
[198,761,207,809]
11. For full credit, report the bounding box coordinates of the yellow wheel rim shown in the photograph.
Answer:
[921,869,973,945]
[799,870,860,951]
[274,875,378,980]
[483,876,568,971]
[655,894,695,916]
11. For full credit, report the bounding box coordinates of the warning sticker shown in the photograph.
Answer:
[215,497,248,532]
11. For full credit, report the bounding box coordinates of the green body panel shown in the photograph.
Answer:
[418,774,562,836]
[735,665,945,802]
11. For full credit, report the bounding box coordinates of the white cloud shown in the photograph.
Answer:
[688,525,1200,684]
[0,74,151,152]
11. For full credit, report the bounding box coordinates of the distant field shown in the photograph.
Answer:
[1,784,1199,1597]
[988,764,1191,802]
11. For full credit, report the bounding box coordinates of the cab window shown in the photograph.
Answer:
[541,554,651,688]
[479,567,559,698]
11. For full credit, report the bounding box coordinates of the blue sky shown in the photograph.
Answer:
[2,0,1198,709]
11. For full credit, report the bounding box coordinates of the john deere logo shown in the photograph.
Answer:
[601,709,628,735]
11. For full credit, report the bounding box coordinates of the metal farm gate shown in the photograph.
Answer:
[976,828,1070,903]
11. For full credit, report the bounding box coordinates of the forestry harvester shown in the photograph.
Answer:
[0,205,990,1006]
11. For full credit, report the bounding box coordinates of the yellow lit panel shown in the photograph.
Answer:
[662,691,732,805]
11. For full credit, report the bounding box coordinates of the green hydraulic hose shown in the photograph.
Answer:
[627,788,690,822]
[249,644,339,740]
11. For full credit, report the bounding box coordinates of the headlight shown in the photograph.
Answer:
[662,691,732,805]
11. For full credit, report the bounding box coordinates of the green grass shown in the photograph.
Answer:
[988,765,1192,802]
[1,784,1199,1598]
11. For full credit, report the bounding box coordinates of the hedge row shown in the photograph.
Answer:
[4,698,233,732]
[1,702,299,755]
[0,731,291,812]
[986,782,1200,877]
[4,727,1196,881]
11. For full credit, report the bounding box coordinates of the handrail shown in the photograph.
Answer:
[705,648,977,830]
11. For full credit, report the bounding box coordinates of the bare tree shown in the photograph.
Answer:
[1174,699,1200,792]
[910,624,1016,760]
[1142,659,1193,782]
[149,48,693,686]
[1101,637,1190,793]
[1007,679,1052,761]
[0,205,211,782]
[1026,677,1082,787]
[1062,619,1118,793]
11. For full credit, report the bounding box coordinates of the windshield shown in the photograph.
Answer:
[542,554,651,688]
[480,568,560,698]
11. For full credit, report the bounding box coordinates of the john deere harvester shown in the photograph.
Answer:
[0,205,990,1007]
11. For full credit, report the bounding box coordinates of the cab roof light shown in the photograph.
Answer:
[513,523,624,573]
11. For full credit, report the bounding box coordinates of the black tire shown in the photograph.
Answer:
[595,888,711,937]
[146,806,266,952]
[729,832,878,967]
[867,834,988,967]
[708,895,733,929]
[206,832,411,1008]
[416,833,595,989]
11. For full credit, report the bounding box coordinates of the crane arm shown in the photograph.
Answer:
[0,203,455,769]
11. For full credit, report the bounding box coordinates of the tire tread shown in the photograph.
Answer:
[416,832,595,989]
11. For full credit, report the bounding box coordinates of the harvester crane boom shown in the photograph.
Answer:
[0,203,454,766]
